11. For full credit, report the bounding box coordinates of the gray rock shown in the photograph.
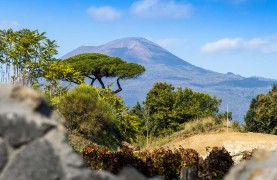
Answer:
[0,85,51,117]
[0,113,55,148]
[0,139,63,180]
[118,167,148,180]
[0,138,7,173]
[225,150,277,180]
[94,167,162,180]
[43,128,96,180]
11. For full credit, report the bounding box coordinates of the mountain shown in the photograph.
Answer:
[61,37,277,122]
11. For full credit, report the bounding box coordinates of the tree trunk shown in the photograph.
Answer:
[97,77,105,89]
[65,78,80,85]
[113,77,122,94]
[84,75,96,86]
[90,78,96,86]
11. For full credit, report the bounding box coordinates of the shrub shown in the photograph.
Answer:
[58,84,124,149]
[199,147,234,179]
[83,144,235,179]
[82,144,199,179]
[245,84,277,134]
[145,82,222,137]
[231,120,242,132]
[179,147,199,167]
[150,147,181,179]
[184,117,218,134]
[95,86,141,143]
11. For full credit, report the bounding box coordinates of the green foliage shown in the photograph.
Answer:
[199,147,234,179]
[39,60,84,108]
[231,120,242,132]
[245,84,277,134]
[130,102,144,120]
[67,133,94,153]
[82,144,199,179]
[129,102,150,144]
[58,84,124,149]
[63,53,145,93]
[145,82,221,137]
[58,84,141,147]
[215,111,232,125]
[173,87,221,122]
[42,60,84,86]
[0,28,58,85]
[145,82,176,136]
[95,86,141,143]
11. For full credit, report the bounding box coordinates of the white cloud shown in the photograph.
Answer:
[130,0,193,19]
[156,38,186,48]
[201,36,277,54]
[87,6,122,21]
[0,21,19,29]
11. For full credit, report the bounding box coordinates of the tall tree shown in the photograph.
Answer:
[0,28,58,85]
[145,82,221,136]
[173,87,221,122]
[63,53,145,93]
[42,60,84,97]
[145,82,176,136]
[245,84,277,134]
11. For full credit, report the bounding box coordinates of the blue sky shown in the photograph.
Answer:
[1,0,277,79]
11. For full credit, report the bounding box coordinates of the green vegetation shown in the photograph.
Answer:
[58,84,143,149]
[245,84,277,134]
[3,28,266,179]
[94,85,141,143]
[134,82,221,137]
[58,84,124,149]
[63,53,145,93]
[144,117,241,148]
[0,28,58,85]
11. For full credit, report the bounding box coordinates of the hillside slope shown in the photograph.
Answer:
[162,132,277,162]
[61,37,277,121]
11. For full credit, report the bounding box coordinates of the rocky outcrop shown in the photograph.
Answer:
[224,140,277,163]
[0,85,154,180]
[225,150,277,180]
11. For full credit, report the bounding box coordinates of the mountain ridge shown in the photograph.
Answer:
[61,37,277,122]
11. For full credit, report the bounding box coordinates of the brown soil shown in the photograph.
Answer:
[160,131,277,157]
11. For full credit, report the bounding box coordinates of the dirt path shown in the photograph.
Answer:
[162,132,277,157]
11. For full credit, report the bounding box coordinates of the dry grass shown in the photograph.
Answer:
[144,117,237,150]
[67,132,93,152]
